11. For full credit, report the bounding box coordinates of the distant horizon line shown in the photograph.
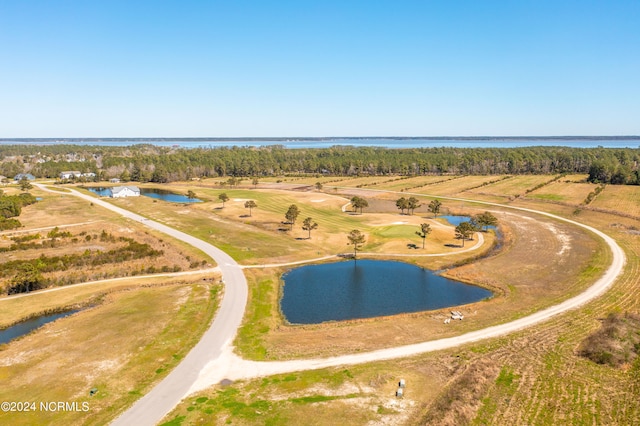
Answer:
[1,135,639,142]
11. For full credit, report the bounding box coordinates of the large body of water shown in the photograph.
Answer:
[2,138,639,149]
[280,260,492,324]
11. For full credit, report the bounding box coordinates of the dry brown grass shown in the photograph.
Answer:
[157,179,639,426]
[0,279,219,425]
[467,174,556,198]
[0,218,208,294]
[527,180,598,204]
[590,185,640,218]
[237,207,603,361]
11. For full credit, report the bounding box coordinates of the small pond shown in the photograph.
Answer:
[441,215,472,226]
[0,310,80,345]
[140,187,202,203]
[281,260,492,324]
[85,187,201,203]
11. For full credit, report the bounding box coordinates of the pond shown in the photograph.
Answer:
[280,260,492,324]
[140,187,202,203]
[85,187,202,203]
[440,215,472,226]
[0,310,80,345]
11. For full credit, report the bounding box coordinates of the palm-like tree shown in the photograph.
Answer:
[351,196,368,214]
[428,199,442,218]
[474,211,498,231]
[244,200,257,216]
[302,217,318,239]
[455,222,474,247]
[415,223,432,249]
[285,204,300,230]
[396,197,409,215]
[347,229,366,259]
[407,197,421,215]
[218,193,229,207]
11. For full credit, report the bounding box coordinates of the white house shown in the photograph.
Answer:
[14,173,35,181]
[60,171,82,179]
[110,186,141,198]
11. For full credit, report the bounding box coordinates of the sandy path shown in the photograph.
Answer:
[187,187,626,398]
[0,268,219,302]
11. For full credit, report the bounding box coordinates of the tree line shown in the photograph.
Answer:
[0,190,37,230]
[1,144,639,185]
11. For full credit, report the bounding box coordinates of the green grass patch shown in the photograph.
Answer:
[159,415,186,426]
[235,277,275,360]
[373,224,419,239]
[530,193,566,201]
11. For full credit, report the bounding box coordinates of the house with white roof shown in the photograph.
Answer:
[60,171,82,179]
[110,186,141,198]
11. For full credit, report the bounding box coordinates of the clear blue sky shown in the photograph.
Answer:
[1,1,638,137]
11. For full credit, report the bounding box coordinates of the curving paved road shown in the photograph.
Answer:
[35,185,248,426]
[36,184,627,424]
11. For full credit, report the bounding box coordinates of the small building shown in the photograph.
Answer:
[109,178,121,183]
[110,185,140,198]
[82,172,96,178]
[14,173,35,181]
[60,171,82,179]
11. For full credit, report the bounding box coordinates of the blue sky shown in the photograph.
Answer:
[1,1,638,137]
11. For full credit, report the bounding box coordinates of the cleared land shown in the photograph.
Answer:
[162,200,639,426]
[0,279,219,426]
[2,177,638,425]
[0,188,210,295]
[466,174,557,199]
[590,184,640,218]
[158,179,638,426]
[392,175,509,196]
[528,179,598,204]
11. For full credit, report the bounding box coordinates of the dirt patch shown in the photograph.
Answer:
[577,312,640,367]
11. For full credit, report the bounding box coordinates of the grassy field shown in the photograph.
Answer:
[466,174,557,198]
[4,177,640,425]
[152,179,640,425]
[161,183,640,426]
[0,277,220,425]
[590,184,640,218]
[0,187,210,295]
[398,175,509,196]
[82,184,483,265]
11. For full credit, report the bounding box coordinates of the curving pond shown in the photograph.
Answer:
[281,260,492,324]
[0,310,80,345]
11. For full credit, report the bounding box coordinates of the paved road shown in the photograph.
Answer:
[35,184,626,424]
[35,185,248,426]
